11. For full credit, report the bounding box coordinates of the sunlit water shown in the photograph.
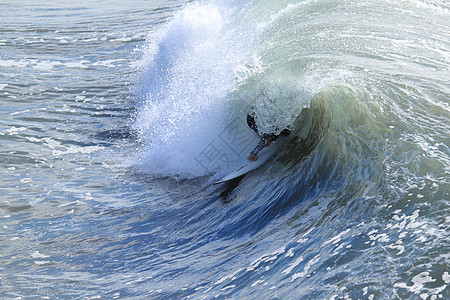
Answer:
[1,0,449,299]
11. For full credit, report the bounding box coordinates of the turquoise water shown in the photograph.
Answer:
[1,0,449,298]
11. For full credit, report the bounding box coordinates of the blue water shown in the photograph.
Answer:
[1,0,449,299]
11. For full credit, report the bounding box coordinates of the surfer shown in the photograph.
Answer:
[247,113,290,161]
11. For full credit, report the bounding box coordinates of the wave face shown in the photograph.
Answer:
[131,0,449,298]
[1,0,448,299]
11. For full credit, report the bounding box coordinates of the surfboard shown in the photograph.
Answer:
[214,142,279,184]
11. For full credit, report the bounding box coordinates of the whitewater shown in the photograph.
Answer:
[0,0,448,299]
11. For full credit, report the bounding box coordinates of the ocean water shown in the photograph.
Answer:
[1,0,449,299]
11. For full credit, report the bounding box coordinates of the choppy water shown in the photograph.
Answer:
[1,0,449,299]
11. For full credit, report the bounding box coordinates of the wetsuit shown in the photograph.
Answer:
[247,114,289,156]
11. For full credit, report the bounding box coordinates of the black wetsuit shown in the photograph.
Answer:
[247,114,289,156]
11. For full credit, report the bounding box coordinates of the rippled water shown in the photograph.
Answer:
[1,0,449,299]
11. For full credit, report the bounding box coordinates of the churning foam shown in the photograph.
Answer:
[132,2,259,179]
